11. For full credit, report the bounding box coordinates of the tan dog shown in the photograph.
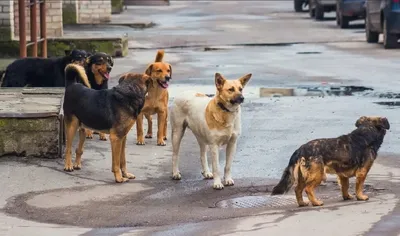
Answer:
[170,72,252,189]
[136,50,172,146]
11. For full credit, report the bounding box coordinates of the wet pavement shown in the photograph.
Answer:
[2,1,400,235]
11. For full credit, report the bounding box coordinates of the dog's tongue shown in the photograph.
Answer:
[162,83,169,89]
[104,73,110,80]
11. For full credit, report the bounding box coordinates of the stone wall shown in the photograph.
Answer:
[0,0,14,41]
[13,0,63,39]
[78,0,111,24]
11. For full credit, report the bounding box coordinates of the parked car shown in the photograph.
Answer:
[365,0,400,49]
[294,0,309,12]
[336,0,366,28]
[309,0,337,20]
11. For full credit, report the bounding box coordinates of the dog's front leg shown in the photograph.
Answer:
[110,133,129,183]
[224,136,238,186]
[120,136,136,180]
[157,111,167,146]
[210,145,224,190]
[136,113,145,145]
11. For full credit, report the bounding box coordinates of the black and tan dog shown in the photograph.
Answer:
[271,116,390,207]
[1,49,88,87]
[63,64,150,183]
[82,52,114,141]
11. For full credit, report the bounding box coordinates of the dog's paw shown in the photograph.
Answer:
[157,140,166,146]
[73,163,81,170]
[99,133,108,141]
[224,178,234,186]
[311,200,324,206]
[64,163,74,172]
[145,134,152,139]
[298,201,309,207]
[136,140,146,145]
[172,172,182,180]
[202,171,214,179]
[86,134,93,139]
[122,172,136,179]
[213,182,224,190]
[356,194,369,201]
[115,177,129,183]
[343,194,354,201]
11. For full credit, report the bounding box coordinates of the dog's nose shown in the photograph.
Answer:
[237,95,244,103]
[107,65,112,72]
[165,76,171,81]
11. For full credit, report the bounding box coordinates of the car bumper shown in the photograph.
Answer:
[386,12,400,34]
[341,1,365,17]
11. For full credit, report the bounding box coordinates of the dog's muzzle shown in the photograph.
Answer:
[165,76,171,82]
[231,95,244,104]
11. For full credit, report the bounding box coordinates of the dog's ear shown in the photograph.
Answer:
[168,64,172,79]
[355,116,367,128]
[215,73,226,91]
[118,74,127,84]
[65,50,71,56]
[379,117,390,130]
[145,64,153,76]
[239,73,252,87]
[85,56,91,65]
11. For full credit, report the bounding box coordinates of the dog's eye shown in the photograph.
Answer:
[228,87,235,92]
[239,88,243,92]
[157,69,162,72]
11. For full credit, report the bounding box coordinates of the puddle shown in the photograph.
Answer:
[374,101,400,108]
[297,51,322,54]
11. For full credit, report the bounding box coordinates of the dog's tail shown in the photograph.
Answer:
[154,49,164,62]
[271,149,302,195]
[65,63,91,88]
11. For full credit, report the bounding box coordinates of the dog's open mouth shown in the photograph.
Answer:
[157,79,169,89]
[99,70,110,80]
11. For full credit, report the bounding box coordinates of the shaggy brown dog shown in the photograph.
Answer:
[271,116,390,207]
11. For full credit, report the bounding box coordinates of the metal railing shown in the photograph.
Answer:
[18,0,47,58]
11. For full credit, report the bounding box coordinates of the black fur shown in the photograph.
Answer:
[1,49,88,88]
[271,118,389,195]
[63,66,149,134]
[85,52,114,90]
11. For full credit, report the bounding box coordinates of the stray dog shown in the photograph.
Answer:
[131,49,171,146]
[82,52,114,141]
[170,72,252,189]
[1,49,87,87]
[271,116,390,207]
[63,64,150,183]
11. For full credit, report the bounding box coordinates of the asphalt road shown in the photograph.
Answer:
[2,1,400,235]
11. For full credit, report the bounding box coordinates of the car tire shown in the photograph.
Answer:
[365,15,379,43]
[309,2,315,17]
[294,0,303,12]
[315,3,324,21]
[339,14,350,28]
[383,18,398,49]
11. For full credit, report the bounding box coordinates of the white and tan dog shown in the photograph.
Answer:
[170,72,252,189]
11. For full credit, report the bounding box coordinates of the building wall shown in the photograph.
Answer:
[78,0,111,24]
[13,0,63,39]
[0,0,14,41]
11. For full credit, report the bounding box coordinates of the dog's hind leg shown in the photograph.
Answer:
[338,176,353,200]
[73,128,86,170]
[163,109,168,141]
[210,145,224,190]
[145,113,153,139]
[157,111,167,146]
[302,156,324,206]
[198,141,213,179]
[85,129,94,139]
[120,136,136,180]
[64,116,79,172]
[171,120,186,180]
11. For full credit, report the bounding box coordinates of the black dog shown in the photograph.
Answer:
[1,49,88,87]
[63,63,151,183]
[81,52,114,140]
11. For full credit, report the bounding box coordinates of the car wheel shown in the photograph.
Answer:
[315,3,324,21]
[365,15,379,43]
[339,14,350,28]
[309,1,315,17]
[294,0,303,12]
[383,18,398,49]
